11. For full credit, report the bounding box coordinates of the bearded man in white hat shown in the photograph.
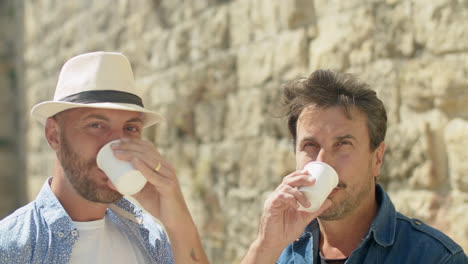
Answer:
[0,52,209,264]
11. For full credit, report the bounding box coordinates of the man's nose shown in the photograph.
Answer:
[108,128,125,142]
[316,148,332,164]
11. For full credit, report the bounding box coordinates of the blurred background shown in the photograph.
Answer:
[1,0,467,262]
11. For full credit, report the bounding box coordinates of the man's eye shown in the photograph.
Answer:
[126,126,140,133]
[89,123,102,128]
[303,142,319,149]
[337,141,352,146]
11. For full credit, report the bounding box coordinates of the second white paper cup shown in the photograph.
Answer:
[96,140,147,196]
[298,161,339,213]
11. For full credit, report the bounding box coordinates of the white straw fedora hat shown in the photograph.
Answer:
[31,51,163,127]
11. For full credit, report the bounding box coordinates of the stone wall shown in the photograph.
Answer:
[0,0,26,219]
[5,0,468,262]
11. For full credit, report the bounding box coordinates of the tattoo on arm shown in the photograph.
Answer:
[190,248,200,262]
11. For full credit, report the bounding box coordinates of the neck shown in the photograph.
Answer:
[318,188,378,259]
[50,159,108,221]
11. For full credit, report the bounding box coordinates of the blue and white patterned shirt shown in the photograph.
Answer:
[0,178,174,264]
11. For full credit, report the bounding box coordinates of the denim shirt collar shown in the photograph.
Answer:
[35,177,144,235]
[366,184,396,246]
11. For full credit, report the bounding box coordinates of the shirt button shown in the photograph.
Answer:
[71,230,78,236]
[58,232,64,238]
[414,220,422,225]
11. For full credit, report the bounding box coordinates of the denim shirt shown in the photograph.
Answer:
[0,178,174,264]
[277,184,467,264]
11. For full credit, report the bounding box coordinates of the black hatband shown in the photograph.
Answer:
[59,90,144,107]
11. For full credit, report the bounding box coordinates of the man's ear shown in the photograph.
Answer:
[373,142,386,177]
[45,117,61,151]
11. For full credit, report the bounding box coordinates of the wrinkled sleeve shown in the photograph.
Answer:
[141,214,175,264]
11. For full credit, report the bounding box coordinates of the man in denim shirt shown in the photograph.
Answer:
[0,52,208,263]
[242,70,466,263]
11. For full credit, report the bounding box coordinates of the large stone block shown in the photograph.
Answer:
[445,119,468,192]
[400,55,468,118]
[309,6,375,71]
[146,30,171,70]
[167,23,191,65]
[229,0,252,47]
[278,0,316,30]
[261,82,292,139]
[237,41,274,87]
[224,187,265,263]
[389,189,442,222]
[313,0,382,20]
[23,2,41,44]
[175,64,205,99]
[373,1,415,58]
[224,89,265,138]
[150,0,186,27]
[199,54,237,100]
[231,0,314,44]
[153,102,193,146]
[147,71,178,105]
[190,6,229,61]
[382,110,448,190]
[250,0,281,41]
[273,29,308,81]
[413,0,468,54]
[194,99,226,143]
[212,137,294,190]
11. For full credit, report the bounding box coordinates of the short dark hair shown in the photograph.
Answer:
[282,69,387,151]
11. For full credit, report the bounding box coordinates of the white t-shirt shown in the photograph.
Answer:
[69,213,146,264]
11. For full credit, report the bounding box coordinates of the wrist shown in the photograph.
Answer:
[242,238,284,264]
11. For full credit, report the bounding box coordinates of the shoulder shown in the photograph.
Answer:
[395,212,465,257]
[139,214,175,262]
[140,213,170,243]
[0,201,37,235]
[0,201,39,261]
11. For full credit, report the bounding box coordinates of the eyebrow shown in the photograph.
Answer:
[81,114,109,122]
[81,114,144,124]
[126,117,144,124]
[299,134,358,144]
[336,134,357,142]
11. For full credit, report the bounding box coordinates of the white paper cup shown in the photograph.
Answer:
[96,140,147,196]
[297,161,339,213]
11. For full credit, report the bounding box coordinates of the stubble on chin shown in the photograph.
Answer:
[317,197,348,221]
[318,178,374,221]
[58,135,122,203]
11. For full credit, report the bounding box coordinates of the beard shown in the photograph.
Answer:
[58,134,122,203]
[318,159,375,221]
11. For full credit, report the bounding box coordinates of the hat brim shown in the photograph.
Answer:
[31,101,164,128]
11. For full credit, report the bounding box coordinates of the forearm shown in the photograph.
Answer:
[165,218,210,264]
[241,238,284,264]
